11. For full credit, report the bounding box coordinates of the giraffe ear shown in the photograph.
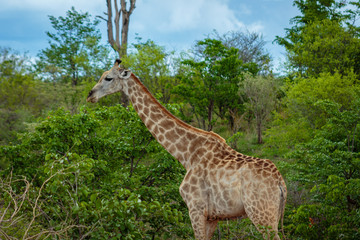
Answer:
[114,59,122,66]
[121,70,131,79]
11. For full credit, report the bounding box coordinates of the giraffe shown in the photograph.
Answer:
[87,59,287,240]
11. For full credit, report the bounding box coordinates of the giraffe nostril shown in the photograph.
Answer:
[87,90,94,98]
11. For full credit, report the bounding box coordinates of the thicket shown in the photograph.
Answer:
[1,1,360,239]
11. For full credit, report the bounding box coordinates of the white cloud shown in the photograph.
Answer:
[0,0,103,15]
[133,0,256,34]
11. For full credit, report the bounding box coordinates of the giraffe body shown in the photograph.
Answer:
[87,60,287,240]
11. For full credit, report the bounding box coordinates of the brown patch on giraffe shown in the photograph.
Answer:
[158,126,166,134]
[226,163,236,170]
[158,135,164,142]
[181,183,190,193]
[177,139,189,153]
[193,190,200,198]
[163,140,172,149]
[190,154,199,165]
[127,80,135,88]
[189,137,204,153]
[194,147,207,158]
[150,112,163,122]
[142,93,151,103]
[138,112,145,121]
[136,96,143,104]
[150,105,160,113]
[204,151,213,160]
[186,132,197,141]
[133,104,139,112]
[164,131,174,142]
[212,157,220,165]
[214,151,226,159]
[143,107,150,116]
[190,185,198,193]
[160,119,175,129]
[190,176,198,185]
[236,157,245,163]
[262,171,270,178]
[152,125,160,135]
[146,119,155,129]
[169,144,177,154]
[175,127,186,136]
[176,139,188,152]
[263,167,272,172]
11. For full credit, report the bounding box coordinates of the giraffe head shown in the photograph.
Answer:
[87,59,132,103]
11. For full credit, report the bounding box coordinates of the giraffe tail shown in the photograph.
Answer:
[279,183,286,240]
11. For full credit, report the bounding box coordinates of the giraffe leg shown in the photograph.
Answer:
[244,204,280,240]
[188,208,207,239]
[205,219,219,240]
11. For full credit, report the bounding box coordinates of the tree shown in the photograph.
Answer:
[174,38,245,131]
[285,19,360,76]
[274,0,360,77]
[214,30,271,74]
[121,39,177,103]
[0,47,42,144]
[242,74,279,144]
[99,0,136,58]
[275,0,345,50]
[37,7,111,86]
[288,100,360,239]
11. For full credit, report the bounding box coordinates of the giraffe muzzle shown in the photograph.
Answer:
[86,90,98,103]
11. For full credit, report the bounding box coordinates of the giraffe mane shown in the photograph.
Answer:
[131,73,226,143]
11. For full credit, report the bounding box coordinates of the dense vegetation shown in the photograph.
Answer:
[1,1,360,239]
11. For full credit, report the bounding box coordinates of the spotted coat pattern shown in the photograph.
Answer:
[87,63,287,240]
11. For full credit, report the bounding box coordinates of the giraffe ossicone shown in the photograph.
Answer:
[87,59,287,240]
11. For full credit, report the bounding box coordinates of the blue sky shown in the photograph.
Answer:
[0,0,299,71]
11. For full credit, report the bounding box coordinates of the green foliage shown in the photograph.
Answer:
[122,39,178,103]
[242,73,280,144]
[3,2,360,237]
[289,175,360,239]
[276,0,360,77]
[275,0,345,50]
[266,72,359,153]
[36,7,113,85]
[173,38,246,131]
[290,19,360,76]
[0,105,191,239]
[273,85,360,238]
[0,47,43,144]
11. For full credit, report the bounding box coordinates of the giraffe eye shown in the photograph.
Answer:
[105,77,113,81]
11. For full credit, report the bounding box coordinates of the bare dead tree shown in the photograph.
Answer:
[99,0,136,58]
[98,0,136,106]
[212,30,272,74]
[0,168,98,239]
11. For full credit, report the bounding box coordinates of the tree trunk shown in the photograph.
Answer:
[103,0,136,58]
[256,116,263,144]
[100,0,136,106]
[207,100,214,131]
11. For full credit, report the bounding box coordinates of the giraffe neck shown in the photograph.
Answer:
[124,74,227,170]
